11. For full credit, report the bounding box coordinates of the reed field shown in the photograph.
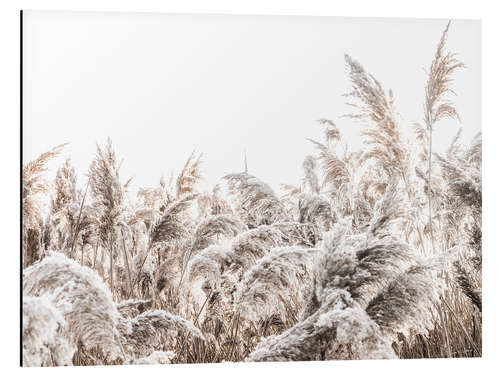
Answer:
[21,22,481,366]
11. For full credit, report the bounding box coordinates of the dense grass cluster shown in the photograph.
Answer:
[22,22,481,366]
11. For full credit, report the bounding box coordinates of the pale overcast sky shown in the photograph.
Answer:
[22,11,481,198]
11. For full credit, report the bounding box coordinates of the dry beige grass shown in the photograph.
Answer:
[22,22,481,366]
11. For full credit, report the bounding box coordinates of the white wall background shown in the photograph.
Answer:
[22,11,480,197]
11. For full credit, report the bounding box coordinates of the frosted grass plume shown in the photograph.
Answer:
[23,252,124,360]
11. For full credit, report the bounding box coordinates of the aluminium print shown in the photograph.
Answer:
[21,12,481,366]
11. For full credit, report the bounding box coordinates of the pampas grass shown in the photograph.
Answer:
[22,295,73,366]
[118,309,204,357]
[421,21,466,252]
[23,252,124,360]
[22,143,67,267]
[224,172,289,227]
[234,246,317,322]
[22,21,481,365]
